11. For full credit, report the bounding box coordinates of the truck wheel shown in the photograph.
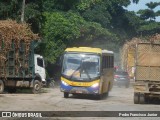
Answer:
[134,93,139,104]
[139,94,145,104]
[0,80,4,94]
[32,80,41,94]
[64,92,69,98]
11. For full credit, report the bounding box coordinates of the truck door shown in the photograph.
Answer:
[35,55,46,82]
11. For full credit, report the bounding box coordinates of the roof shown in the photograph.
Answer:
[65,47,114,55]
[65,47,102,54]
[102,50,114,54]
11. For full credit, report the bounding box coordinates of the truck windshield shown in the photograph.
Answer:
[62,53,100,81]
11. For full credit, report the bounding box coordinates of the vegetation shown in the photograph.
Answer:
[0,0,160,65]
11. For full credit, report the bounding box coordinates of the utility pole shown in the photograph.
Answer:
[21,0,25,23]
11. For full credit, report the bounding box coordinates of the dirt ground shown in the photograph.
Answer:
[0,84,160,120]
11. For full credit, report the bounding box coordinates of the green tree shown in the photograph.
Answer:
[132,0,139,4]
[1,0,160,64]
[138,2,160,21]
[40,11,117,63]
[0,0,19,19]
[136,2,160,36]
[0,0,43,33]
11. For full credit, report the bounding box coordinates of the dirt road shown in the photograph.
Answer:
[0,84,160,119]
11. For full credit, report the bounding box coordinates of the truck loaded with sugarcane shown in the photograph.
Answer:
[134,34,160,104]
[120,38,141,79]
[121,34,160,104]
[0,20,46,94]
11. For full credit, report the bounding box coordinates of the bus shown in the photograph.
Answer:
[60,47,114,99]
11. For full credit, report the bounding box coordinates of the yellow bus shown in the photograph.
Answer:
[60,47,114,99]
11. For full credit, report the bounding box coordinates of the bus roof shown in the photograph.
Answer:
[65,47,114,54]
[65,47,102,54]
[102,50,114,54]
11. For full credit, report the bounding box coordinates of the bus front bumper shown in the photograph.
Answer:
[60,84,99,95]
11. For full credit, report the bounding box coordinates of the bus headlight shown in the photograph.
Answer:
[61,81,68,86]
[91,83,99,88]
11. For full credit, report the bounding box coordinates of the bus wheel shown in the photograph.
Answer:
[64,92,69,98]
[96,94,103,100]
[134,92,139,104]
[32,80,41,94]
[106,83,110,97]
[0,80,4,94]
[104,92,108,98]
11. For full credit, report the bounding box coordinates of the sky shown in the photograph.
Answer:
[126,0,160,21]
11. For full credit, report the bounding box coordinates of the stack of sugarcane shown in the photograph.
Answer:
[150,33,160,43]
[0,20,39,78]
[121,38,142,70]
[0,20,39,51]
[121,34,160,70]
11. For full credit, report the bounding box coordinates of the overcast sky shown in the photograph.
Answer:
[126,0,160,21]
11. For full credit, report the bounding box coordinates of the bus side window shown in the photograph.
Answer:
[102,55,114,69]
[107,56,110,68]
[102,56,105,68]
[105,56,114,68]
[111,56,114,67]
[106,56,109,68]
[102,56,107,69]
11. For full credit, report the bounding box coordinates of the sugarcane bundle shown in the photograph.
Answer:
[0,20,39,78]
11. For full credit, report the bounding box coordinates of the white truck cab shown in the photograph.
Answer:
[34,54,46,85]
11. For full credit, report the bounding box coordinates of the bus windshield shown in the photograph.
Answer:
[62,53,100,81]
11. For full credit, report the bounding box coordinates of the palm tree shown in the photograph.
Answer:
[21,0,25,23]
[137,2,160,21]
[132,0,139,4]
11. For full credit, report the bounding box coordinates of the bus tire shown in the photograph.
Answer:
[0,80,4,94]
[96,94,103,100]
[32,80,41,94]
[106,83,110,97]
[64,92,69,98]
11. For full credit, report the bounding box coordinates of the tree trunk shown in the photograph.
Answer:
[21,0,25,23]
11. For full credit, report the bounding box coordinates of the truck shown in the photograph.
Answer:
[121,44,135,79]
[0,41,46,94]
[134,42,160,104]
[120,38,142,79]
[0,20,46,94]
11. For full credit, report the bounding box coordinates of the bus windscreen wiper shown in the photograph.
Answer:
[81,61,91,81]
[69,65,81,80]
[83,68,91,81]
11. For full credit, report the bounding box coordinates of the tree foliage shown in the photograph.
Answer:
[0,0,160,64]
[0,0,42,33]
[138,2,160,21]
[136,2,160,36]
[41,11,117,63]
[0,0,19,19]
